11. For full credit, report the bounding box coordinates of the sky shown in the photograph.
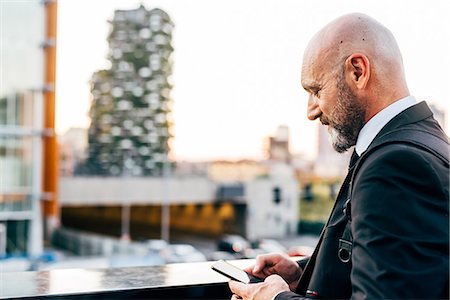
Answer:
[56,0,450,161]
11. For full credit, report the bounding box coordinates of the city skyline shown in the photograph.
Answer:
[56,0,450,161]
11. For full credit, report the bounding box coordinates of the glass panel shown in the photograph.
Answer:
[0,91,36,126]
[0,136,34,213]
[0,0,45,98]
[0,136,34,190]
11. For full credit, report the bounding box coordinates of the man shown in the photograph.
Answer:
[229,13,449,299]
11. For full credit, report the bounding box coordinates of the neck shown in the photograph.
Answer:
[364,85,409,122]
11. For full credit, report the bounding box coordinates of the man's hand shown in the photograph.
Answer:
[244,253,302,291]
[229,275,290,300]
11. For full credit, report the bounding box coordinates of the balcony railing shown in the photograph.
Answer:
[0,260,258,299]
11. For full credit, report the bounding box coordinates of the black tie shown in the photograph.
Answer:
[349,149,360,169]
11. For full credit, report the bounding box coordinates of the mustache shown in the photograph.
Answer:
[320,115,331,126]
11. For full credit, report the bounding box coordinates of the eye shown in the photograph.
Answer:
[312,89,320,98]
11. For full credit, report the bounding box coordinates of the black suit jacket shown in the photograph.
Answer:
[276,101,449,299]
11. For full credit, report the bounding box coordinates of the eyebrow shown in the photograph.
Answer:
[302,81,321,93]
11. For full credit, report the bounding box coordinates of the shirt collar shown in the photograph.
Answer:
[355,96,417,155]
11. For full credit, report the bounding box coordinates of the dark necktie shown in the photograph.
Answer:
[349,148,360,169]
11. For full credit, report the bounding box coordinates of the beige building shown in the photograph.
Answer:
[314,124,351,178]
[208,160,267,182]
[59,127,88,176]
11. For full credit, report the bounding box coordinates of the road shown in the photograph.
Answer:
[171,233,319,259]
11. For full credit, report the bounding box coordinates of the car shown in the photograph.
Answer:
[243,247,266,259]
[145,239,168,253]
[253,239,287,254]
[217,234,250,256]
[208,250,237,261]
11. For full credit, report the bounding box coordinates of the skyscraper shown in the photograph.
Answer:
[267,125,291,164]
[315,124,351,178]
[83,5,174,177]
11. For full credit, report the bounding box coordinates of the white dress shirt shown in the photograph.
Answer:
[355,96,418,156]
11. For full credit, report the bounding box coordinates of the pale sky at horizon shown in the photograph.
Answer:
[56,0,450,161]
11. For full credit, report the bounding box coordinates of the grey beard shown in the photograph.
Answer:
[327,78,366,153]
[329,126,356,153]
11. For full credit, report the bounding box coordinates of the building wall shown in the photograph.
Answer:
[59,167,300,240]
[0,0,51,256]
[245,166,299,240]
[59,177,216,205]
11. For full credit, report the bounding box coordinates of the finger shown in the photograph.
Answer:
[253,253,283,274]
[228,280,247,296]
[253,254,272,273]
[243,265,254,274]
[262,267,276,277]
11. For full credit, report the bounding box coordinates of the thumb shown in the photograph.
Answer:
[228,280,247,296]
[253,263,262,273]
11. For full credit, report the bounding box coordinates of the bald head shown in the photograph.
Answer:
[302,13,410,120]
[308,14,402,63]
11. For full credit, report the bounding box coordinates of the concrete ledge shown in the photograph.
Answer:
[1,260,256,299]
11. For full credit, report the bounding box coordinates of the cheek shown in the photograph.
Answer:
[318,90,337,116]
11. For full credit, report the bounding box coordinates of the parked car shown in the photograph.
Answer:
[243,247,266,259]
[217,234,250,256]
[145,239,168,253]
[253,239,287,254]
[208,250,237,261]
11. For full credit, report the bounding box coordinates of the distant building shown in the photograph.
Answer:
[429,103,447,132]
[208,160,268,182]
[267,125,291,163]
[314,124,351,178]
[59,128,88,176]
[173,161,209,178]
[83,5,174,176]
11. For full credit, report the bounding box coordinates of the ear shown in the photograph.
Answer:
[344,53,370,90]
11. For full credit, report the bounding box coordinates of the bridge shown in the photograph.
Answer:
[59,176,299,240]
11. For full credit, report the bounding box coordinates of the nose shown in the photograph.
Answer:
[307,95,322,120]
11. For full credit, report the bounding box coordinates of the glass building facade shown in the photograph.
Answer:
[0,0,47,256]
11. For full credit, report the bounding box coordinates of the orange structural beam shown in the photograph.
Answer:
[42,0,59,220]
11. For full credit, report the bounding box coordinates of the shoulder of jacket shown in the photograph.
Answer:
[355,143,432,177]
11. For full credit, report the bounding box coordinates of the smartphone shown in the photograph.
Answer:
[211,260,262,284]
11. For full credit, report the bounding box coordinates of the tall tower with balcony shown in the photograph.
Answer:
[83,5,174,176]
